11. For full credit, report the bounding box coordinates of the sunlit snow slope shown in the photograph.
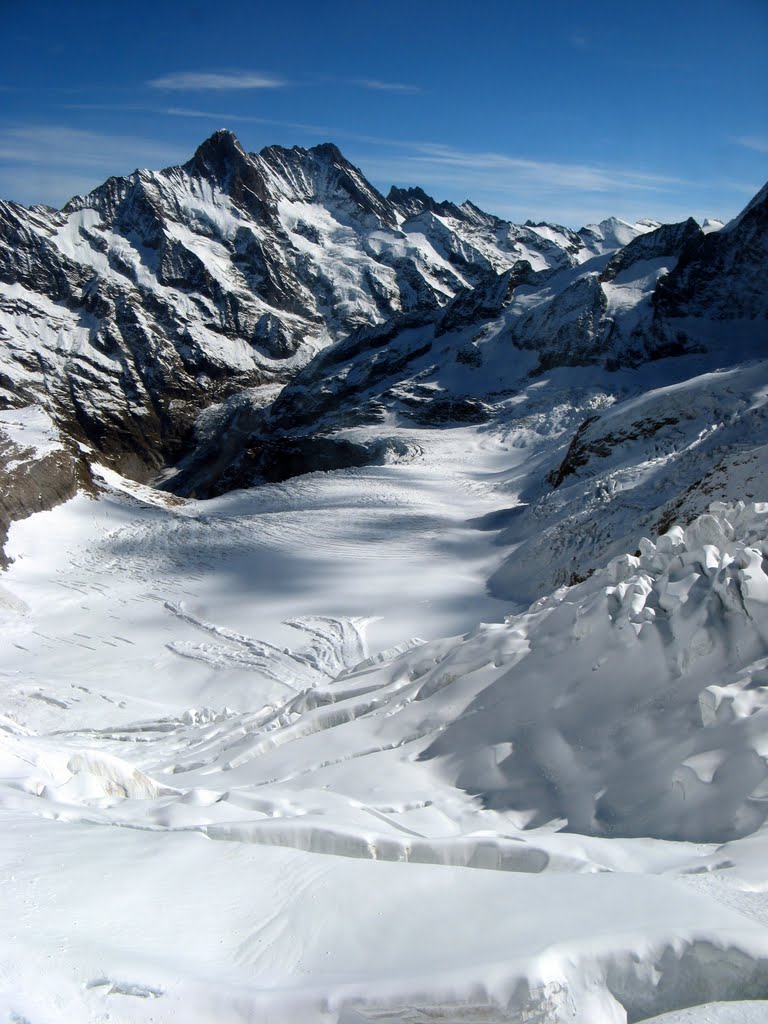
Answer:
[5,441,768,1022]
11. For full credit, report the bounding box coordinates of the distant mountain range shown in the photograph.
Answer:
[0,130,766,582]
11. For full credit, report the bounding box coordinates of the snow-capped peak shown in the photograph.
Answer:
[579,215,657,254]
[701,217,725,233]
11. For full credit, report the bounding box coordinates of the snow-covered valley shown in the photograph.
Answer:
[2,133,768,1022]
[6,426,768,1023]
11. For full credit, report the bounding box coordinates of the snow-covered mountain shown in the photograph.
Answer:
[2,133,768,1023]
[165,175,768,605]
[0,130,660,554]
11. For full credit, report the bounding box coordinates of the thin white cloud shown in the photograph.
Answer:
[399,143,691,193]
[162,106,329,135]
[356,79,421,94]
[0,125,184,169]
[0,125,186,207]
[148,71,286,91]
[0,122,753,225]
[734,135,768,154]
[59,103,328,135]
[348,142,751,226]
[357,138,757,200]
[0,168,105,208]
[712,178,764,195]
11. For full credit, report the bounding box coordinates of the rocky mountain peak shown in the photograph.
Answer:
[701,217,724,233]
[600,216,703,283]
[387,188,500,229]
[182,129,278,221]
[388,185,438,218]
[4,133,766,561]
[653,181,768,320]
[723,178,768,234]
[458,200,499,228]
[307,141,345,163]
[188,128,250,181]
[256,141,398,229]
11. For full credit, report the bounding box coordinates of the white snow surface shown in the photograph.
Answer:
[581,216,659,253]
[0,404,63,467]
[639,1003,768,1023]
[4,418,768,1021]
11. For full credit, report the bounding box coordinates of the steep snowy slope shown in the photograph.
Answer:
[486,183,768,600]
[654,181,768,321]
[388,186,659,272]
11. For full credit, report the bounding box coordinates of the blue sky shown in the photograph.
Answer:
[1,0,766,226]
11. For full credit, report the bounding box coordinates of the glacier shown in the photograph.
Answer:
[1,132,768,1022]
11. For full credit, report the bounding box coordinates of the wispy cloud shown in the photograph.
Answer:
[356,79,421,94]
[0,119,752,225]
[734,135,768,154]
[0,125,183,169]
[0,125,186,207]
[0,169,105,209]
[161,106,329,135]
[396,143,691,194]
[569,31,588,48]
[313,131,692,196]
[712,178,764,196]
[59,102,331,137]
[148,71,287,91]
[348,141,744,225]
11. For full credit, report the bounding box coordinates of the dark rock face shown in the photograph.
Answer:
[653,182,768,320]
[402,396,489,425]
[388,185,446,219]
[600,218,703,283]
[258,141,399,231]
[0,432,94,566]
[388,187,491,228]
[187,130,271,215]
[546,415,602,487]
[173,435,378,498]
[513,274,610,372]
[547,413,683,488]
[266,314,436,433]
[435,261,534,337]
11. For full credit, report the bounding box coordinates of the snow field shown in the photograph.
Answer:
[4,425,768,1020]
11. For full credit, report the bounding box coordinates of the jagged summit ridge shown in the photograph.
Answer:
[164,181,768,555]
[189,127,249,174]
[185,132,398,229]
[255,140,397,228]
